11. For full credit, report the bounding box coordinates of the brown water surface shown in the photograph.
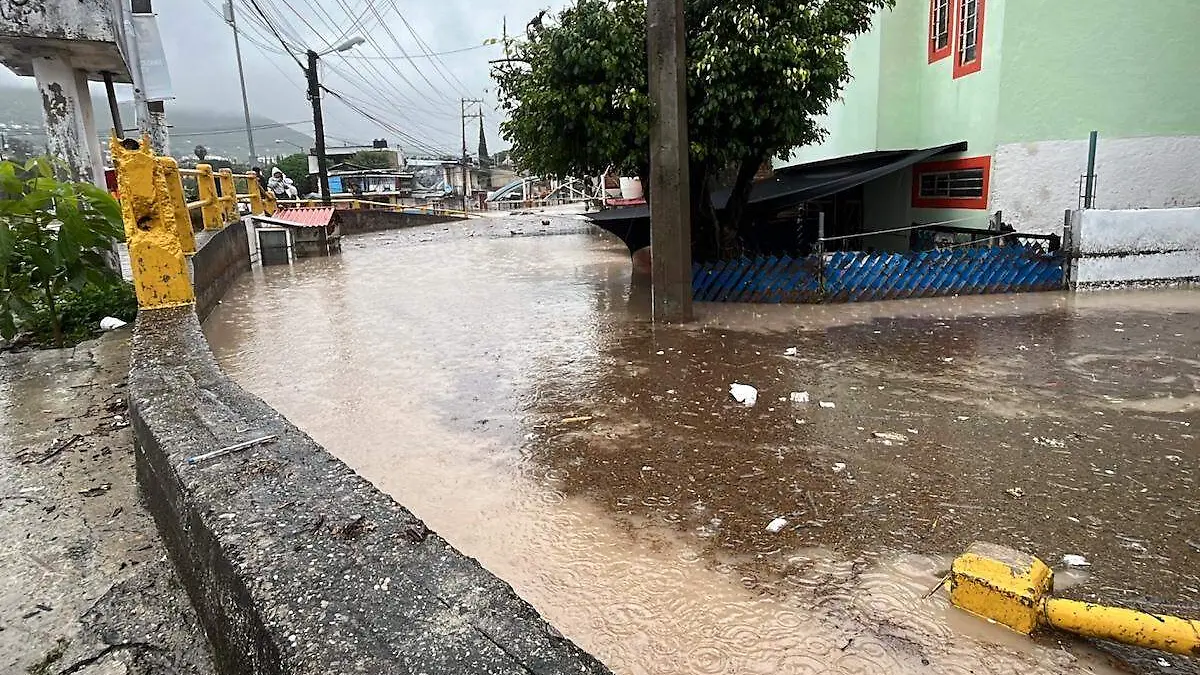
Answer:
[204,216,1199,674]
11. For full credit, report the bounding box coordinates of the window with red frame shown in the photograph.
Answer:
[911,156,991,210]
[928,0,952,62]
[953,0,984,78]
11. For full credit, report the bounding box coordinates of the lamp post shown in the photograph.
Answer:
[275,138,306,153]
[303,36,365,205]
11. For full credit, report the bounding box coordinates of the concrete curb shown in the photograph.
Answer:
[129,306,611,674]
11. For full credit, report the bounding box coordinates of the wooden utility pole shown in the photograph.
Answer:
[306,49,331,205]
[646,0,692,323]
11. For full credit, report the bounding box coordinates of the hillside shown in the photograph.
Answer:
[0,85,312,162]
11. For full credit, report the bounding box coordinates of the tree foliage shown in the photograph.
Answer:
[194,144,208,161]
[346,151,395,169]
[494,0,892,258]
[0,158,128,347]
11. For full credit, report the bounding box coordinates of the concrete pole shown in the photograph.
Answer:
[646,0,693,323]
[224,0,257,166]
[31,55,106,186]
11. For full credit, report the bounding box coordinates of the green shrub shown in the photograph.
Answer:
[1,157,127,348]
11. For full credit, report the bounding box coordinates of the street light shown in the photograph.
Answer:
[304,35,364,205]
[275,138,306,152]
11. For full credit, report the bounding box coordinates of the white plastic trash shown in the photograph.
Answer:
[784,347,798,356]
[790,391,810,404]
[729,383,758,407]
[99,316,127,330]
[819,401,836,409]
[766,517,788,534]
[1061,554,1091,568]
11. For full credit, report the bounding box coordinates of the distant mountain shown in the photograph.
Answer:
[0,85,313,163]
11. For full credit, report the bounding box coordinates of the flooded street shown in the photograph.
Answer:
[203,216,1199,674]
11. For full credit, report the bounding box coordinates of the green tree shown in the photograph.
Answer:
[269,152,313,195]
[0,157,128,347]
[346,151,394,169]
[494,0,892,259]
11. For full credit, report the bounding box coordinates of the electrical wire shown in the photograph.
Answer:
[322,86,455,156]
[339,43,497,58]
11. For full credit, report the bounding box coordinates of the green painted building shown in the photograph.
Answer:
[782,0,1200,247]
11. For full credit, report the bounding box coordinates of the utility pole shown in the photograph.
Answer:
[646,0,692,322]
[224,0,257,166]
[460,98,483,212]
[307,49,331,206]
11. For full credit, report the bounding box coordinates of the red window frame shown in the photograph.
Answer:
[911,156,991,210]
[928,0,953,63]
[952,0,985,78]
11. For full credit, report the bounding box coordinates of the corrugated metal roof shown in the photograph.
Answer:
[273,207,335,228]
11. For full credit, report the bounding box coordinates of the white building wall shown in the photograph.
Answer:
[1072,206,1200,286]
[991,135,1200,234]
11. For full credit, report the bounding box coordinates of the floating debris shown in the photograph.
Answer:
[765,517,788,534]
[729,383,758,406]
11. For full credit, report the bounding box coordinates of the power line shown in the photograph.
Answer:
[172,120,311,137]
[339,42,497,59]
[322,86,454,156]
[387,0,473,98]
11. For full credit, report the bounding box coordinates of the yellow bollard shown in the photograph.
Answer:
[218,168,237,224]
[245,171,265,215]
[110,136,194,310]
[196,164,222,230]
[950,542,1200,656]
[157,157,196,255]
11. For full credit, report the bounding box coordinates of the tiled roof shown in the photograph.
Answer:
[273,206,335,228]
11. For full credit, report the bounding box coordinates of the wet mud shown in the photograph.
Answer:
[204,215,1198,674]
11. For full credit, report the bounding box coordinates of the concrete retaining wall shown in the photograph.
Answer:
[191,222,251,322]
[1070,207,1200,287]
[336,209,464,236]
[129,307,611,674]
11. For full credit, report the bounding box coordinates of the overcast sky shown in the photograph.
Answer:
[1,0,563,157]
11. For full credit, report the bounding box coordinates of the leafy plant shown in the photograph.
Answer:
[493,0,893,259]
[0,157,127,347]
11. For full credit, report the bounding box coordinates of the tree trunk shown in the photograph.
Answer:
[723,155,764,235]
[43,281,62,348]
[688,160,721,261]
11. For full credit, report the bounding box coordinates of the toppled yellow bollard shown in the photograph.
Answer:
[157,157,197,255]
[110,136,194,310]
[950,542,1200,656]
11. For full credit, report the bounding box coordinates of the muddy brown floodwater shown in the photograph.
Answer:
[204,215,1199,674]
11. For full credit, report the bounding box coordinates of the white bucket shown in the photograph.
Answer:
[618,177,644,200]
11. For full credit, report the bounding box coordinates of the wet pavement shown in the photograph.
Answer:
[0,333,215,674]
[204,215,1199,674]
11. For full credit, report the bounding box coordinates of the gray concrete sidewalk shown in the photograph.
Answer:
[0,332,214,675]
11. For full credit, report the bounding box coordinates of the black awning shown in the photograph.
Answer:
[586,141,967,252]
[714,141,968,215]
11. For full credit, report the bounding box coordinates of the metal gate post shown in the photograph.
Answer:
[816,211,826,302]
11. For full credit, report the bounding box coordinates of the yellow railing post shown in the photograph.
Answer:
[263,190,277,215]
[157,157,197,255]
[245,171,265,215]
[110,135,194,310]
[218,168,237,224]
[196,164,222,230]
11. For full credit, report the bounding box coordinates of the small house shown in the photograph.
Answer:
[252,206,342,263]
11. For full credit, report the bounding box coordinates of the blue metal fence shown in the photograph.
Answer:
[692,245,1063,304]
